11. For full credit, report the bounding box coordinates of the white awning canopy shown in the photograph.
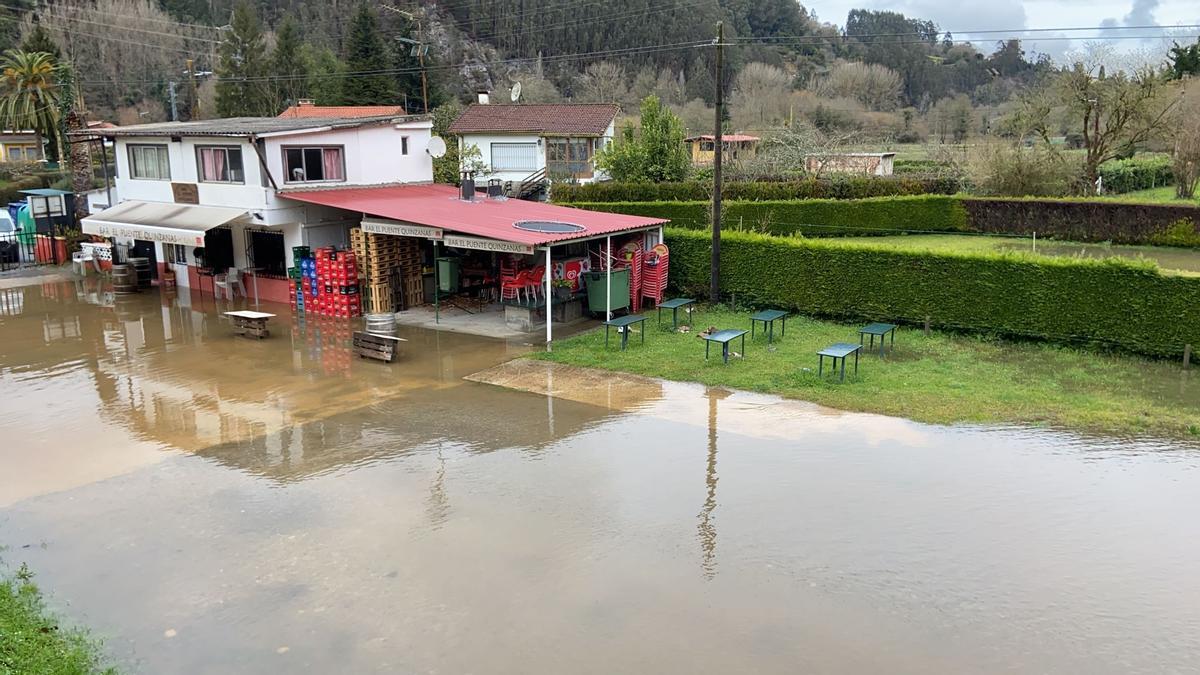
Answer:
[81,201,248,246]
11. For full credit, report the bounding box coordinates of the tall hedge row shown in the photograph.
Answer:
[961,197,1200,246]
[576,195,1200,246]
[665,227,1200,358]
[1097,156,1173,194]
[574,195,969,237]
[552,175,961,202]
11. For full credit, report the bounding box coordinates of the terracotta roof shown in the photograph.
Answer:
[685,134,760,142]
[281,183,666,246]
[447,103,619,136]
[278,102,406,118]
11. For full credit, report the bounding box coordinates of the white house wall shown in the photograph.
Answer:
[460,120,615,186]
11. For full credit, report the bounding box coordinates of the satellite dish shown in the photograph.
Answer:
[427,136,447,158]
[511,81,522,103]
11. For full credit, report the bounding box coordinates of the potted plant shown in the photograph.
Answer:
[551,278,573,300]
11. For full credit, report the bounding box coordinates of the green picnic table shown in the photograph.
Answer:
[750,309,788,343]
[817,342,861,382]
[657,297,695,330]
[604,314,647,350]
[858,322,897,356]
[702,328,748,364]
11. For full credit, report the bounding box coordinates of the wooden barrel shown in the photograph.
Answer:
[128,257,152,287]
[111,264,138,294]
[364,312,397,335]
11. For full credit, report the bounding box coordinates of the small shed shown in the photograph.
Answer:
[804,152,896,176]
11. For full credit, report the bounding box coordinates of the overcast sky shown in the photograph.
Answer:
[810,0,1200,61]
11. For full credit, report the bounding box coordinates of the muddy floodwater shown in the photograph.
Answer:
[2,276,1200,674]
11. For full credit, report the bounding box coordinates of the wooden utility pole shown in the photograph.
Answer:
[710,21,723,303]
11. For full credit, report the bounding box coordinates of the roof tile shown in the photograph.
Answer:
[448,103,619,136]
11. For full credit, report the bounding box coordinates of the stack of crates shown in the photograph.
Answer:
[289,246,310,314]
[292,246,362,318]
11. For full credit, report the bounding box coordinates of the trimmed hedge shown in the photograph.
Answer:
[665,227,1200,358]
[1098,156,1173,194]
[552,175,961,203]
[574,195,969,237]
[961,197,1200,246]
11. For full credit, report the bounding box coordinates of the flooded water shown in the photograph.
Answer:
[2,275,1200,674]
[997,240,1200,274]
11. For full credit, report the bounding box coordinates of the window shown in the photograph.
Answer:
[545,137,593,177]
[164,243,188,264]
[244,228,286,277]
[128,144,171,180]
[283,146,344,183]
[196,146,245,183]
[491,142,538,172]
[5,145,37,162]
[401,136,409,155]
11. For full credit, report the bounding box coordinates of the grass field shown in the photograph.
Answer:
[535,308,1200,439]
[1,564,114,674]
[838,233,1200,275]
[1098,186,1199,204]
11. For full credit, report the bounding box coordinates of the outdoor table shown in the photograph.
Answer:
[858,322,897,356]
[703,328,748,364]
[604,314,647,350]
[223,310,275,339]
[750,309,788,343]
[817,342,861,382]
[657,297,695,330]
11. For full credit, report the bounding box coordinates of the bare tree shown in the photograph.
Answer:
[1022,46,1179,193]
[749,122,855,178]
[729,62,792,130]
[1172,82,1200,199]
[576,61,627,104]
[816,61,901,112]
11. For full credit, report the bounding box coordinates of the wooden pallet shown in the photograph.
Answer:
[353,331,406,363]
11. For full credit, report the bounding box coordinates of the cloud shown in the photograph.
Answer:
[1123,0,1160,26]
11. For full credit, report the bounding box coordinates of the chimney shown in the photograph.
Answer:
[460,171,476,201]
[476,91,490,105]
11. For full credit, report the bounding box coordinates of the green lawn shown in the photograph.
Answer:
[839,233,1200,275]
[535,309,1200,439]
[1095,186,1199,204]
[1,565,114,675]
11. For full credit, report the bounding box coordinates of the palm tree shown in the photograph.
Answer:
[0,50,61,162]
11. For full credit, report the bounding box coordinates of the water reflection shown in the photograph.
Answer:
[697,387,730,580]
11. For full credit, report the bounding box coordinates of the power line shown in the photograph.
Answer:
[4,0,223,32]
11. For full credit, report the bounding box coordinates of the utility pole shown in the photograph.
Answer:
[383,5,430,113]
[168,81,179,122]
[186,58,199,120]
[710,21,723,304]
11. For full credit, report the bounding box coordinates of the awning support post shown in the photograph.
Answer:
[605,235,612,321]
[433,239,440,324]
[545,245,552,347]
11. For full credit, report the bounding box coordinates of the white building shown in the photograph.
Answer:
[447,102,618,197]
[75,115,433,302]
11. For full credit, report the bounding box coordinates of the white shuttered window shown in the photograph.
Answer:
[490,143,539,171]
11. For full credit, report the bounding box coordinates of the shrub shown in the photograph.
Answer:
[1098,155,1173,194]
[0,175,50,205]
[574,195,968,237]
[664,227,1200,358]
[961,197,1200,246]
[552,175,962,203]
[967,142,1079,197]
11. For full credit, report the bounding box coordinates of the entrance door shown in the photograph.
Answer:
[163,243,190,288]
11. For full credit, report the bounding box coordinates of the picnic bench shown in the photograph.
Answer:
[223,310,275,339]
[817,342,861,382]
[353,331,407,363]
[702,328,748,364]
[858,322,897,356]
[604,314,647,350]
[657,297,695,330]
[750,309,788,344]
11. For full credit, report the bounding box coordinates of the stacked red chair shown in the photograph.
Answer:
[618,241,645,313]
[641,243,669,306]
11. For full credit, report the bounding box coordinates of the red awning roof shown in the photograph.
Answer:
[281,184,667,246]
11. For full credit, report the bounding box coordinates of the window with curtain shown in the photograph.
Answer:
[282,145,344,183]
[491,143,539,172]
[128,144,171,180]
[196,146,245,183]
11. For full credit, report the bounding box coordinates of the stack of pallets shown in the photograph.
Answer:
[351,228,426,312]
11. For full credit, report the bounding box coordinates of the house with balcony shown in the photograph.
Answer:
[446,102,618,199]
[73,114,433,303]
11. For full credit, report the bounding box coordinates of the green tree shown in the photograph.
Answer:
[1167,40,1200,80]
[432,100,463,183]
[597,95,690,182]
[215,1,272,117]
[20,20,60,60]
[270,16,307,112]
[303,45,346,106]
[391,19,429,112]
[342,2,396,105]
[0,50,60,162]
